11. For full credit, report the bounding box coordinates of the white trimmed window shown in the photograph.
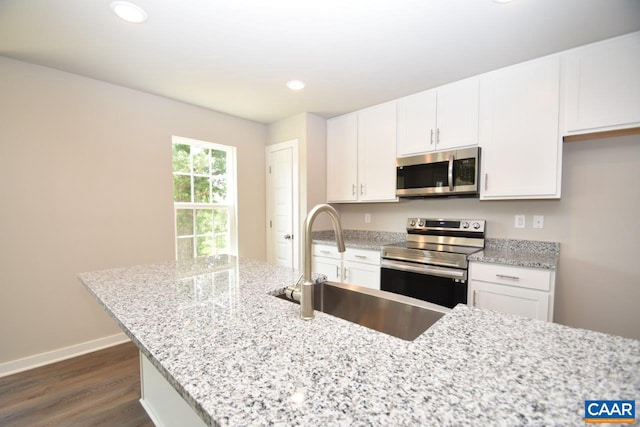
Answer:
[172,136,237,260]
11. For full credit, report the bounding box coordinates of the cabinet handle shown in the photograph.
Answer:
[336,266,340,280]
[430,129,434,145]
[320,250,330,254]
[484,173,488,191]
[473,290,476,306]
[354,255,367,259]
[496,274,520,281]
[344,267,349,282]
[360,184,364,195]
[352,184,356,196]
[436,128,440,145]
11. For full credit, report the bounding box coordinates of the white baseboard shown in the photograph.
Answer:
[0,332,130,378]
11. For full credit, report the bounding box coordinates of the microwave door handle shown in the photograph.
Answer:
[448,155,455,191]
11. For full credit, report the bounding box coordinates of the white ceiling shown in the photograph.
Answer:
[1,0,640,124]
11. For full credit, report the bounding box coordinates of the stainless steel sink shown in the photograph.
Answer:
[276,281,448,341]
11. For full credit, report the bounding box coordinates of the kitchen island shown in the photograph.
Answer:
[79,255,640,426]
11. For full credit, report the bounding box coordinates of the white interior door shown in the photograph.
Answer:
[266,140,299,269]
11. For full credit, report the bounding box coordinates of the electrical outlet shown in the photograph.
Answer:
[364,213,371,223]
[515,215,526,229]
[533,215,544,229]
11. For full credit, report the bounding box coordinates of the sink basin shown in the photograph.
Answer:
[276,281,448,341]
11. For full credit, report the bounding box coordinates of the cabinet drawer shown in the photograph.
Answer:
[470,262,552,291]
[313,244,341,259]
[343,248,380,266]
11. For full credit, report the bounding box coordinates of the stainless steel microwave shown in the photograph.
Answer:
[396,147,480,198]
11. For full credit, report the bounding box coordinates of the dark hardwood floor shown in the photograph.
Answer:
[0,342,154,427]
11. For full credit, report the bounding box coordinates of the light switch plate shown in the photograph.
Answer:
[364,213,371,223]
[533,215,544,229]
[515,215,525,228]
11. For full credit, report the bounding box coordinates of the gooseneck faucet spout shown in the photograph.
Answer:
[301,204,345,320]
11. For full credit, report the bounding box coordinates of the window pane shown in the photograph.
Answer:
[177,237,194,260]
[211,149,227,175]
[176,209,194,236]
[211,178,227,203]
[193,147,210,175]
[215,235,228,254]
[196,236,213,257]
[173,175,191,202]
[213,208,228,233]
[195,209,213,235]
[172,144,191,173]
[193,176,210,203]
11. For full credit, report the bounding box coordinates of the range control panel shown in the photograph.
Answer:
[406,218,486,233]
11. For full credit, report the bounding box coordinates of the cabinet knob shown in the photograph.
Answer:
[284,234,293,240]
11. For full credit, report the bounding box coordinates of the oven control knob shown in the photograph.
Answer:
[410,220,416,227]
[418,220,425,227]
[462,222,469,229]
[473,222,481,230]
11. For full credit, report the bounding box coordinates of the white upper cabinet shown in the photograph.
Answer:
[357,102,397,202]
[563,31,640,135]
[326,113,358,202]
[327,102,397,203]
[479,55,562,200]
[397,76,479,157]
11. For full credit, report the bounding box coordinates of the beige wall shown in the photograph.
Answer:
[335,134,640,340]
[0,57,267,363]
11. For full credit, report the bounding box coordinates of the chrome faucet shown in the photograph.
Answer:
[300,204,345,320]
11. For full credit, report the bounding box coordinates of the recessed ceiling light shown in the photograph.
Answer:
[110,1,148,23]
[286,80,305,91]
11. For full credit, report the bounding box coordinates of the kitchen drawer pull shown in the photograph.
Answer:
[320,250,331,254]
[354,255,367,259]
[496,274,520,281]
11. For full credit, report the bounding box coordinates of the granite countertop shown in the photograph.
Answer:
[79,255,639,426]
[312,229,404,251]
[468,238,560,270]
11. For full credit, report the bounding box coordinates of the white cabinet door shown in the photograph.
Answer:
[435,77,479,151]
[327,113,358,202]
[563,32,640,134]
[470,280,550,322]
[313,256,342,282]
[396,77,479,157]
[479,55,561,199]
[343,260,380,290]
[397,89,437,156]
[357,102,398,202]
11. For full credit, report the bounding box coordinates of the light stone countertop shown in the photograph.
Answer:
[79,255,639,426]
[312,229,405,251]
[468,238,561,270]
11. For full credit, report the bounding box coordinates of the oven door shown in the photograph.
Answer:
[380,259,467,309]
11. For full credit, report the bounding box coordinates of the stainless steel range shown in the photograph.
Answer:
[380,218,485,309]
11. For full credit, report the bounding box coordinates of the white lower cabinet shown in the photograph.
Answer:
[468,262,555,322]
[313,244,380,290]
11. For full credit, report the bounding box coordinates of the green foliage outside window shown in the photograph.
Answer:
[172,140,232,260]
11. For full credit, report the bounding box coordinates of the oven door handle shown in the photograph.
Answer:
[381,259,466,280]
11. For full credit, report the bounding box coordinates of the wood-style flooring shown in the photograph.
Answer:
[0,342,153,427]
